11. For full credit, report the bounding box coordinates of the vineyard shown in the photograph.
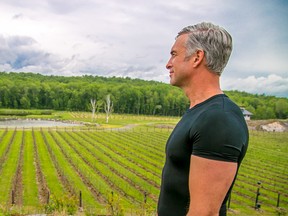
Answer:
[0,115,287,215]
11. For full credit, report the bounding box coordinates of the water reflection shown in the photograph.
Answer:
[0,119,81,128]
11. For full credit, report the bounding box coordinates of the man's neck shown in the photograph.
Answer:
[186,89,223,108]
[183,71,223,108]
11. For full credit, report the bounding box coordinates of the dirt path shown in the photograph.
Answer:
[13,131,24,206]
[33,129,49,204]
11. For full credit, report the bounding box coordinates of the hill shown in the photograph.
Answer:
[0,72,287,119]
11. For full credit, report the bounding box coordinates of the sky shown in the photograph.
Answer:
[0,0,287,97]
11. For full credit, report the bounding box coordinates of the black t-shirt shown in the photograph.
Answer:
[157,94,249,216]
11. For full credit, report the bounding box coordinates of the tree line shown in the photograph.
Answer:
[0,72,287,119]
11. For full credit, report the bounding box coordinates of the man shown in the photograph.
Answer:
[157,22,249,216]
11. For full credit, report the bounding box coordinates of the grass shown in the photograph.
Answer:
[72,131,159,204]
[0,111,287,215]
[47,130,109,208]
[228,131,288,215]
[33,130,66,199]
[0,130,13,161]
[0,109,180,128]
[22,131,39,207]
[0,131,22,204]
[0,108,52,116]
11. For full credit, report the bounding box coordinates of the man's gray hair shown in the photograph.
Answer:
[177,22,233,76]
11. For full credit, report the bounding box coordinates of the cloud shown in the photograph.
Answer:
[0,35,68,74]
[221,74,288,97]
[0,35,37,66]
[0,35,162,79]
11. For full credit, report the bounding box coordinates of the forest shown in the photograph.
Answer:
[0,72,287,119]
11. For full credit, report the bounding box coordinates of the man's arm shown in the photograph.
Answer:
[186,155,237,216]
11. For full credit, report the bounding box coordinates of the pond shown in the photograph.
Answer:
[0,119,82,128]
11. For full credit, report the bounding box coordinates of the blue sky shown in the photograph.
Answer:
[0,0,287,97]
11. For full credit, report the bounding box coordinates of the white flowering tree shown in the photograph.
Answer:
[90,98,96,121]
[104,94,113,123]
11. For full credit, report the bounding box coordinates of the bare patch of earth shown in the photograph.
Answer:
[246,120,288,132]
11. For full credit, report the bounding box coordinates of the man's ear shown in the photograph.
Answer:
[192,50,205,67]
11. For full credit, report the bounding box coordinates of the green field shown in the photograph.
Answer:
[0,112,287,216]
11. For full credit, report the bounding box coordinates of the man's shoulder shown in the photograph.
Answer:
[190,96,246,130]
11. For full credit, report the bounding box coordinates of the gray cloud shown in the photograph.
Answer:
[1,36,38,66]
[0,35,37,66]
[221,74,288,98]
[0,35,67,73]
[0,0,287,97]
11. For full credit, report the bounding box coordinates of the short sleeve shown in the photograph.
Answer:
[190,110,246,162]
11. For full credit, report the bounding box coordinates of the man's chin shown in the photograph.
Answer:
[170,79,176,86]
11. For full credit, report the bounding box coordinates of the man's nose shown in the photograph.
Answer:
[166,59,172,70]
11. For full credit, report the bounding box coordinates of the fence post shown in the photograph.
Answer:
[47,190,50,204]
[79,190,82,208]
[144,192,147,204]
[12,190,15,205]
[277,193,280,207]
[255,182,261,210]
[255,188,261,209]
